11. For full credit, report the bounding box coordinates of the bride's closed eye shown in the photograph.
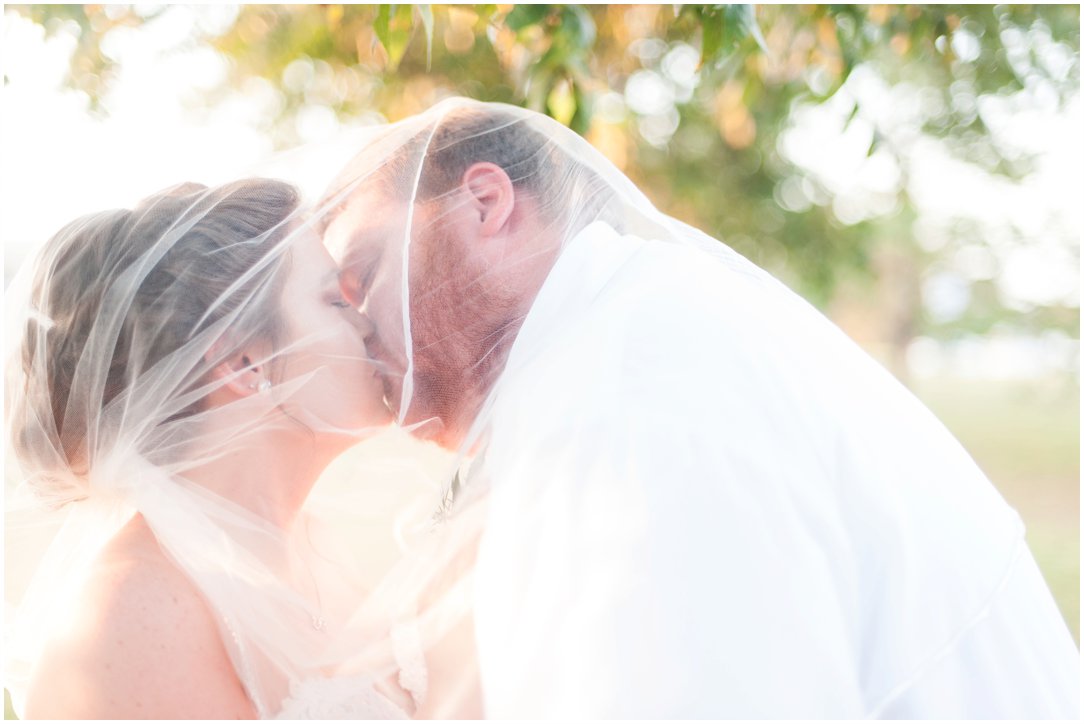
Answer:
[324,290,354,310]
[320,276,355,310]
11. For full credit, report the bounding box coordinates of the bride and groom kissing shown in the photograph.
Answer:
[4,98,1078,719]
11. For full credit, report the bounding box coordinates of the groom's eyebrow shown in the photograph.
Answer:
[312,214,330,236]
[313,199,347,235]
[341,230,380,268]
[325,228,367,271]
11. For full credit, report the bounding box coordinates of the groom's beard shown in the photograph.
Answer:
[407,286,526,449]
[411,315,526,449]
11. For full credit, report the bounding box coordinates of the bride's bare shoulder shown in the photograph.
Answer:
[21,515,256,719]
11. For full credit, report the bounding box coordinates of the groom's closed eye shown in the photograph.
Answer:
[340,269,368,309]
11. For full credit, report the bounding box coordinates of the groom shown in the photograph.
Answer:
[321,100,1079,718]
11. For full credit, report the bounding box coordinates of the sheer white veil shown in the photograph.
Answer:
[7,96,1061,719]
[305,97,800,714]
[312,97,1053,716]
[2,179,447,717]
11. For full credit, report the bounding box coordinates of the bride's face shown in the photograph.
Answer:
[323,191,410,418]
[272,228,392,439]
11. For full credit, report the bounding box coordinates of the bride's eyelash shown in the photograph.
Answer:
[324,290,354,309]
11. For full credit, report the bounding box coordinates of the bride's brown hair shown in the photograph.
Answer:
[14,178,300,493]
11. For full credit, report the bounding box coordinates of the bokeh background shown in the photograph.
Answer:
[2,4,1079,717]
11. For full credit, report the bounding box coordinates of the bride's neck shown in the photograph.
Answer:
[184,416,340,530]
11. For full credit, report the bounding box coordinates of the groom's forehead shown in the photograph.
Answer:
[323,193,399,267]
[326,221,378,269]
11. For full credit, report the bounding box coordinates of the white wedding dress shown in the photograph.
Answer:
[274,622,429,719]
[276,676,412,720]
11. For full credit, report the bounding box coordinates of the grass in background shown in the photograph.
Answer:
[915,373,1080,642]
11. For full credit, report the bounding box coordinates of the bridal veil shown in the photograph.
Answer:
[315,97,1078,717]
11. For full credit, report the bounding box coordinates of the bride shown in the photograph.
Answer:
[3,178,447,718]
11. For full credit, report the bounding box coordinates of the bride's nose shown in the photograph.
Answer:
[351,307,377,340]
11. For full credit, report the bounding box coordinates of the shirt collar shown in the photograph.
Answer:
[502,220,644,375]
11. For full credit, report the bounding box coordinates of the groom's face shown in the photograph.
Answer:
[323,188,499,440]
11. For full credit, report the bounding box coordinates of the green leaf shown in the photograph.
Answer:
[375,5,391,52]
[842,98,861,130]
[505,4,552,32]
[561,5,597,47]
[375,4,414,71]
[547,77,577,126]
[526,65,556,111]
[536,40,569,73]
[701,17,720,66]
[474,4,499,24]
[731,4,768,53]
[417,4,433,70]
[570,81,593,135]
[720,5,751,54]
[701,4,768,67]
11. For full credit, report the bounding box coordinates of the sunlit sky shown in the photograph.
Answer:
[1,6,1079,378]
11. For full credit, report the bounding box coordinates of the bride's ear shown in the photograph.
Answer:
[205,338,271,398]
[460,162,514,237]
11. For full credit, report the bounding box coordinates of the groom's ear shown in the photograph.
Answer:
[460,163,514,238]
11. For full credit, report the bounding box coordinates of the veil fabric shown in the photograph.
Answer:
[315,98,1080,718]
[3,179,452,718]
[5,97,1078,719]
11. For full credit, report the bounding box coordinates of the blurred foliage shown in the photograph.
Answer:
[10,4,1081,368]
[2,8,1080,711]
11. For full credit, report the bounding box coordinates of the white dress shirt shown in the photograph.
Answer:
[469,221,1079,718]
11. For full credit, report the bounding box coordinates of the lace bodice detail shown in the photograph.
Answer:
[274,674,410,719]
[272,622,427,719]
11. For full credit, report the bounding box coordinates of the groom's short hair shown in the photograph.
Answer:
[322,105,563,216]
[411,105,562,203]
[322,103,618,237]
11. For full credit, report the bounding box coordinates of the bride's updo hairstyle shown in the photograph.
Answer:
[10,179,300,504]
